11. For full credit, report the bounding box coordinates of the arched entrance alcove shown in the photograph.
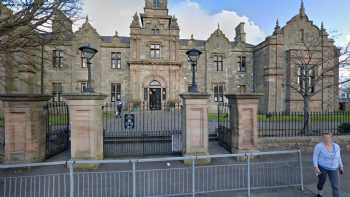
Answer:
[143,79,167,110]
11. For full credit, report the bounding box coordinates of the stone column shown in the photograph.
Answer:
[0,94,51,163]
[180,93,210,163]
[226,94,263,153]
[63,93,107,160]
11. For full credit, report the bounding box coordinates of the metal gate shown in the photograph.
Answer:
[0,111,4,157]
[44,101,70,159]
[216,102,232,151]
[103,103,183,157]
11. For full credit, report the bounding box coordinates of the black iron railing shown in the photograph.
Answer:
[44,101,70,159]
[216,103,232,151]
[258,111,350,137]
[102,102,183,157]
[0,111,4,157]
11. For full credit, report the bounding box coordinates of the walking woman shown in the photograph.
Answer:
[313,132,344,197]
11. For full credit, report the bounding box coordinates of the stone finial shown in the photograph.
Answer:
[85,15,89,23]
[321,22,325,31]
[170,15,179,30]
[190,34,194,40]
[299,0,306,17]
[273,19,281,35]
[217,23,220,30]
[114,31,119,37]
[130,12,141,28]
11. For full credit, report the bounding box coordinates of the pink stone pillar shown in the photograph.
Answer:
[180,93,210,160]
[226,94,263,153]
[63,94,107,160]
[0,94,51,163]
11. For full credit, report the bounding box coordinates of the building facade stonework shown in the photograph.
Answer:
[0,0,339,112]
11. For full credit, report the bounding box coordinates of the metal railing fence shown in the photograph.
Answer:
[44,101,70,159]
[102,102,183,157]
[0,150,304,197]
[258,111,350,137]
[0,111,4,157]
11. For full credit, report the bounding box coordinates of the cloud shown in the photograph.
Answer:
[173,0,266,44]
[78,0,144,36]
[79,0,266,44]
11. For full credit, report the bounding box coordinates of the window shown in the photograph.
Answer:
[81,51,88,68]
[300,29,305,42]
[214,55,224,71]
[53,50,64,68]
[111,83,121,102]
[297,65,315,93]
[214,84,224,102]
[238,56,247,72]
[150,44,161,59]
[111,52,121,69]
[188,84,192,92]
[80,81,88,93]
[154,0,161,8]
[144,88,148,100]
[239,85,247,93]
[52,82,63,101]
[152,28,160,35]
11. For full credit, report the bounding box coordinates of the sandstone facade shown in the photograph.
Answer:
[0,0,339,112]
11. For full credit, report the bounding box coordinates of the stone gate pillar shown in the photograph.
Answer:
[63,93,107,160]
[0,94,51,163]
[180,93,210,162]
[226,94,263,153]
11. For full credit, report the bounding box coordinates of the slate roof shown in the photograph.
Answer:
[100,36,130,44]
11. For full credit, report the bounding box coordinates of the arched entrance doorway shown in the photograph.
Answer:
[148,80,162,110]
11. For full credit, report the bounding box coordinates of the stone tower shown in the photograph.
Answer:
[128,0,182,107]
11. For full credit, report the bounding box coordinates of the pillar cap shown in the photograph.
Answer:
[225,93,264,100]
[0,94,52,102]
[180,92,210,99]
[63,93,107,100]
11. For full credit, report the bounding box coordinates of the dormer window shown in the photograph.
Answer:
[154,0,161,8]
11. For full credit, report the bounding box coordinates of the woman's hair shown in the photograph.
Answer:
[322,131,333,136]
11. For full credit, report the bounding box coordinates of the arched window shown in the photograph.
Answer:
[154,0,161,8]
[149,80,161,87]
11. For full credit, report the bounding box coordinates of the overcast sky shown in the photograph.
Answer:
[79,0,350,46]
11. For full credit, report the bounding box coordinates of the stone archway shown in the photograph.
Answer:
[143,76,168,110]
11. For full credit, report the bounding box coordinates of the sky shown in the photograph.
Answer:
[80,0,350,46]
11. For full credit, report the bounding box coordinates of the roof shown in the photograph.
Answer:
[100,36,130,44]
[179,39,206,47]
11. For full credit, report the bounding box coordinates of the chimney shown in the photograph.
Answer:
[235,22,246,43]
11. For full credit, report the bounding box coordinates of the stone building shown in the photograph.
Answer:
[0,0,339,112]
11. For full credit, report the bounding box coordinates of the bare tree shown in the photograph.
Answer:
[0,0,81,93]
[284,31,350,133]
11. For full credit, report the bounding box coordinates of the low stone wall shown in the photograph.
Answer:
[258,136,350,152]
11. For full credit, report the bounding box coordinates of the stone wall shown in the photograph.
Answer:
[258,136,350,152]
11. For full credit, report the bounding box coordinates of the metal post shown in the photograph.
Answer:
[191,63,198,92]
[247,154,251,197]
[86,61,94,93]
[132,160,136,197]
[192,158,196,197]
[298,150,304,191]
[68,161,74,197]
